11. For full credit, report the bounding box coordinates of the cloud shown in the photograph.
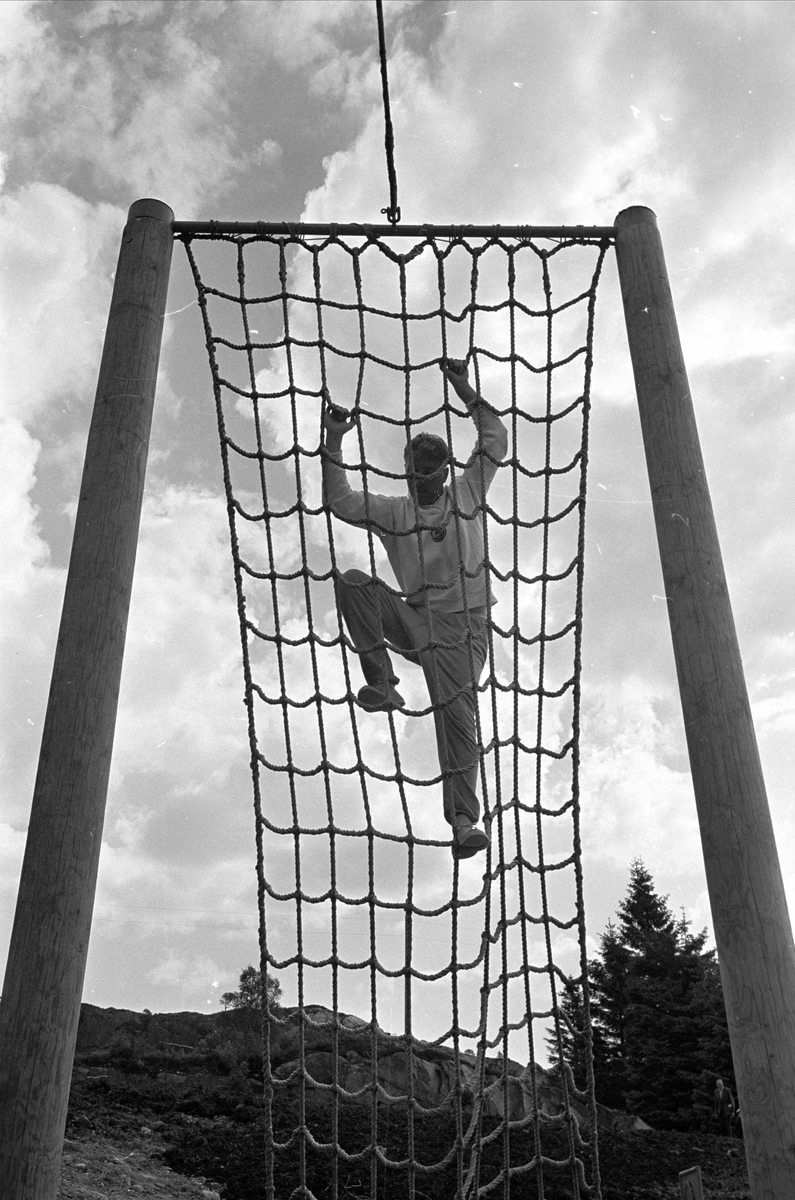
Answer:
[254,0,414,75]
[0,179,122,829]
[258,138,283,168]
[581,676,702,880]
[1,2,244,216]
[0,0,271,908]
[0,181,121,421]
[0,823,27,966]
[4,0,795,1021]
[72,0,169,35]
[79,473,271,1008]
[0,417,65,826]
[111,484,245,783]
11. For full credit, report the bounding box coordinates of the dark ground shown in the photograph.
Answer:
[64,1071,751,1200]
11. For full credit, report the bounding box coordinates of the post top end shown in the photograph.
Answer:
[127,198,174,224]
[614,206,658,230]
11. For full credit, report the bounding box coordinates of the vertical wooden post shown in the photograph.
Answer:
[615,205,795,1199]
[0,198,173,1199]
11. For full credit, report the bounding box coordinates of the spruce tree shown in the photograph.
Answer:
[689,953,736,1127]
[545,977,587,1091]
[546,976,611,1098]
[588,860,736,1130]
[588,921,631,1108]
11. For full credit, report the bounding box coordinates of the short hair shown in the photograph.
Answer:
[405,432,449,476]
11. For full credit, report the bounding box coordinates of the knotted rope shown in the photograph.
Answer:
[179,226,610,1199]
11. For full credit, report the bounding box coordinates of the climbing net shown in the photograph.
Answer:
[180,226,610,1200]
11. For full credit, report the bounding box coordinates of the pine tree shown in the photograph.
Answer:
[622,910,706,1127]
[689,953,736,1128]
[588,860,736,1130]
[588,922,631,1108]
[545,976,611,1097]
[545,977,587,1090]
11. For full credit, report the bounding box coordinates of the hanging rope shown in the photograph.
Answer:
[375,0,401,225]
[179,225,610,1199]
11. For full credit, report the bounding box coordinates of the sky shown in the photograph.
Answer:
[1,0,794,1053]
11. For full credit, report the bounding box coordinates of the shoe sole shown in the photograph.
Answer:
[453,831,489,858]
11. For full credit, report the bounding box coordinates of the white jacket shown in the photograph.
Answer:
[323,402,508,613]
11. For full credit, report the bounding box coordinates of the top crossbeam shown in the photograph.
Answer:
[172,220,616,241]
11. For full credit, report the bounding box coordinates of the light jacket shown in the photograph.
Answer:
[323,402,508,614]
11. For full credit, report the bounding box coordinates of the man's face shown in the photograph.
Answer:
[404,445,433,490]
[405,444,435,472]
[405,441,445,477]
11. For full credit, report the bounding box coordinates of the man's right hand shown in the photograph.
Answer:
[322,386,356,443]
[441,358,479,407]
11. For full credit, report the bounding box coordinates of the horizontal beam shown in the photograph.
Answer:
[172,220,615,242]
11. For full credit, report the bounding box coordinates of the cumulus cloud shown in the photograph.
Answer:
[582,678,700,871]
[4,0,795,1019]
[112,486,244,776]
[1,1,243,217]
[0,182,121,421]
[0,180,122,849]
[0,0,262,995]
[0,418,64,822]
[298,0,795,945]
[257,138,283,168]
[72,0,169,35]
[252,0,413,75]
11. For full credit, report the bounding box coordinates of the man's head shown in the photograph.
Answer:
[405,432,449,474]
[404,433,450,504]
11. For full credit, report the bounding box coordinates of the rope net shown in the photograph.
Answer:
[180,227,610,1200]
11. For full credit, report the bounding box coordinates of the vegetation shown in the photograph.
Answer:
[220,964,282,1013]
[65,936,750,1196]
[64,1069,751,1200]
[548,860,736,1131]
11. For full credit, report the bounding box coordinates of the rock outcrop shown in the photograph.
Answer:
[271,1005,650,1134]
[74,1001,649,1134]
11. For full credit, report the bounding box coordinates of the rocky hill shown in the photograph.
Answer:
[65,1002,751,1199]
[76,1001,646,1133]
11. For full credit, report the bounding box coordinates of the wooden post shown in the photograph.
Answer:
[615,205,795,1199]
[0,198,173,1199]
[679,1166,703,1200]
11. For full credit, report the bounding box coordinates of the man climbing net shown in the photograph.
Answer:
[321,357,508,858]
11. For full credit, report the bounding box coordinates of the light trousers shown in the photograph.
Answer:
[338,569,488,825]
